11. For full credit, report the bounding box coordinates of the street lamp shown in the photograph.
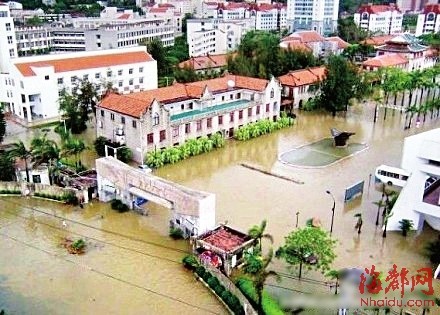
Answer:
[326,190,335,235]
[296,211,300,228]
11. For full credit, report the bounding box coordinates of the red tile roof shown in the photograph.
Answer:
[200,226,249,252]
[424,4,440,14]
[278,66,326,87]
[158,3,175,7]
[15,51,153,77]
[149,7,170,13]
[117,13,131,19]
[358,4,401,14]
[99,74,269,117]
[281,40,312,52]
[362,35,395,46]
[325,36,349,49]
[178,53,231,70]
[362,53,408,68]
[284,31,325,43]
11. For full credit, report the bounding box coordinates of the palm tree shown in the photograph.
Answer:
[382,191,398,238]
[326,269,341,294]
[8,140,31,182]
[398,219,414,237]
[62,137,86,168]
[248,219,274,251]
[31,135,60,184]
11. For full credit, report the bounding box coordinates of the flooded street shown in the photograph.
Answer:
[1,103,440,314]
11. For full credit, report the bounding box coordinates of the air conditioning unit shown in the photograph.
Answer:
[115,126,125,144]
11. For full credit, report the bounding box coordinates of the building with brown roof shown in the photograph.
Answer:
[96,74,281,162]
[362,53,409,71]
[280,31,349,57]
[278,66,326,110]
[0,46,157,126]
[354,3,403,35]
[415,4,440,36]
[178,53,230,74]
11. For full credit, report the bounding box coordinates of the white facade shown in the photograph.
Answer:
[286,0,339,35]
[387,128,440,232]
[187,18,254,57]
[0,4,17,72]
[415,4,440,36]
[354,4,403,35]
[97,75,282,163]
[15,26,53,56]
[0,46,157,125]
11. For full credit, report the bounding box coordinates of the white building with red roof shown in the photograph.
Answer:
[0,46,157,126]
[280,31,348,57]
[96,74,281,162]
[354,4,403,35]
[416,4,440,36]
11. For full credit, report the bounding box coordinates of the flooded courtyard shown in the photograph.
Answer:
[1,103,440,314]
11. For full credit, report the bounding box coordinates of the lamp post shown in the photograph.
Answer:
[296,211,299,228]
[326,190,335,236]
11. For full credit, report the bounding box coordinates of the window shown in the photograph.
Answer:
[185,123,191,134]
[270,88,274,98]
[71,76,76,84]
[95,73,100,79]
[97,43,101,48]
[21,94,26,103]
[147,133,154,144]
[129,68,133,74]
[239,110,243,119]
[101,110,104,117]
[45,75,49,80]
[230,112,235,122]
[266,103,270,112]
[173,126,179,137]
[132,120,137,128]
[118,81,123,87]
[121,116,125,124]
[110,113,115,121]
[139,67,144,73]
[248,108,252,117]
[256,105,260,115]
[129,79,133,85]
[218,115,223,125]
[230,94,233,100]
[9,49,14,57]
[7,36,13,44]
[160,130,166,142]
[83,74,88,81]
[118,70,123,76]
[196,120,202,131]
[188,102,193,109]
[6,23,11,31]
[139,78,144,84]
[153,113,159,125]
[57,78,63,85]
[222,96,225,101]
[32,175,41,183]
[207,118,212,128]
[107,70,112,77]
[236,93,241,99]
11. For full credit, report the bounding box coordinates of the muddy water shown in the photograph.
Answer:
[1,103,440,314]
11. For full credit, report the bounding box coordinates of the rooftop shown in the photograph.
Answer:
[98,75,269,117]
[278,66,326,87]
[325,36,349,50]
[14,50,154,77]
[282,30,325,43]
[178,53,231,71]
[424,4,440,14]
[362,35,395,46]
[357,3,401,14]
[362,53,408,68]
[199,225,251,252]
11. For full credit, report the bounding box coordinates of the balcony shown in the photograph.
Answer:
[423,178,440,207]
[170,99,253,125]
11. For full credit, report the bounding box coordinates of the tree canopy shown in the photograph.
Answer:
[276,227,336,278]
[337,17,368,43]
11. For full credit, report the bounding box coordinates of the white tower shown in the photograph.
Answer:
[0,4,17,73]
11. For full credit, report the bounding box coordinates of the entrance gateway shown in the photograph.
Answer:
[95,157,215,237]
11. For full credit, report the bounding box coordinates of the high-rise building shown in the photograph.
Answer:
[286,0,339,35]
[0,3,17,72]
[354,3,403,35]
[396,0,437,13]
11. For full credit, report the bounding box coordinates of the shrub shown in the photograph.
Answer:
[63,191,79,205]
[169,227,184,239]
[0,189,20,195]
[213,283,225,296]
[182,254,199,271]
[207,275,220,288]
[117,147,133,163]
[202,270,212,283]
[235,114,294,142]
[110,199,129,213]
[195,265,206,278]
[71,239,86,251]
[94,136,111,157]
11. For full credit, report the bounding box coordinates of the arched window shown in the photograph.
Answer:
[362,12,369,20]
[270,88,274,98]
[427,13,435,22]
[153,112,159,126]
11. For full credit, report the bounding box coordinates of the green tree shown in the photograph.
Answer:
[0,152,15,181]
[8,140,31,182]
[94,136,111,157]
[59,90,87,134]
[326,269,342,294]
[337,17,368,43]
[398,219,414,237]
[248,219,274,251]
[26,16,43,26]
[276,227,336,279]
[73,79,99,116]
[0,104,6,144]
[146,38,171,77]
[62,137,86,168]
[316,55,362,115]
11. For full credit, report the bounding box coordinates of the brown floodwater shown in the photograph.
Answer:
[1,103,440,314]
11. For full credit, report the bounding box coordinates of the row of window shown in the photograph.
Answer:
[57,67,145,85]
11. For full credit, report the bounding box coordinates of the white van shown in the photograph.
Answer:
[375,165,410,187]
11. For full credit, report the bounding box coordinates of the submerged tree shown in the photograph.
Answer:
[248,219,274,251]
[276,227,336,279]
[8,140,31,182]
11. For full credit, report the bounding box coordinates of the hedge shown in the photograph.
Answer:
[33,191,79,205]
[146,133,225,169]
[0,189,21,195]
[182,254,199,271]
[190,264,244,315]
[235,113,294,141]
[236,277,285,315]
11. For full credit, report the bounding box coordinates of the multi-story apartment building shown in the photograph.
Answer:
[286,0,339,35]
[278,66,326,110]
[187,18,254,57]
[96,75,282,162]
[415,4,440,36]
[0,3,17,72]
[0,46,158,126]
[354,4,403,35]
[15,26,53,56]
[362,33,437,71]
[387,128,440,232]
[396,0,436,13]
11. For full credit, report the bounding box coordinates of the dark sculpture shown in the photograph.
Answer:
[330,128,355,147]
